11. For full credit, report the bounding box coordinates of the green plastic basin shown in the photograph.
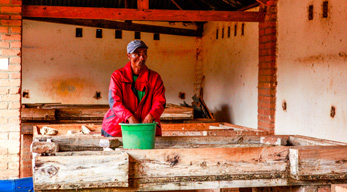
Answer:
[119,123,156,149]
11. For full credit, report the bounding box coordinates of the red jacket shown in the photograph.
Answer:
[102,62,166,136]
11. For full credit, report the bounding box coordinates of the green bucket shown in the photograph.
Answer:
[119,123,156,149]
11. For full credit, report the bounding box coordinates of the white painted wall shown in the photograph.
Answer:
[202,16,259,127]
[22,20,197,105]
[276,0,347,142]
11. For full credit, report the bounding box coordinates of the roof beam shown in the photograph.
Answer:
[256,0,269,6]
[25,18,203,37]
[22,5,265,22]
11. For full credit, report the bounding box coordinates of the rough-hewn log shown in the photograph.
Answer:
[33,152,129,190]
[290,146,347,180]
[31,141,59,154]
[22,5,266,22]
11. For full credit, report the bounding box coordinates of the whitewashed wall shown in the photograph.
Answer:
[202,14,259,128]
[276,0,347,142]
[22,20,197,105]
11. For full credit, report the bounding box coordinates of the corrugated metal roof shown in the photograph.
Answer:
[23,0,258,11]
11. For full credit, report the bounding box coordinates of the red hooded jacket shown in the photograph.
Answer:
[102,62,166,136]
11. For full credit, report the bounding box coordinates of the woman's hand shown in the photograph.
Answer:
[127,116,139,124]
[142,114,154,123]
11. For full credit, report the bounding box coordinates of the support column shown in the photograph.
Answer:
[258,0,277,134]
[0,0,22,179]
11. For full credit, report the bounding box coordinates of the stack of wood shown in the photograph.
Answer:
[21,103,195,134]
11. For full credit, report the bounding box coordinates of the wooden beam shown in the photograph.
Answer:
[33,152,129,190]
[22,5,265,22]
[289,135,347,146]
[256,0,269,6]
[21,108,55,121]
[45,147,288,190]
[34,135,120,151]
[31,141,59,154]
[290,146,347,180]
[25,18,203,37]
[137,0,149,10]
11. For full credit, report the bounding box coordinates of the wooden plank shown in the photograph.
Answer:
[33,124,101,136]
[161,104,194,120]
[22,5,266,22]
[33,152,129,190]
[289,135,347,146]
[161,123,221,131]
[25,18,203,37]
[290,146,347,180]
[34,135,119,152]
[53,147,289,190]
[21,108,55,121]
[56,108,108,120]
[31,141,59,154]
[162,129,269,136]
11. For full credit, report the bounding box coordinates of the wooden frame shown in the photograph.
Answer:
[31,134,347,191]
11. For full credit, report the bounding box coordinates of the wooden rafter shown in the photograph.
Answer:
[25,18,203,37]
[256,0,269,6]
[22,5,265,22]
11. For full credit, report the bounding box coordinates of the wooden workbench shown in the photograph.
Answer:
[30,123,347,192]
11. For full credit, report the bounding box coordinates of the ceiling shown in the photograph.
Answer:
[22,0,259,11]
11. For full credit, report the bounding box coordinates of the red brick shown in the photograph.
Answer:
[258,120,275,129]
[1,94,20,102]
[0,169,19,179]
[258,102,276,109]
[10,27,21,33]
[7,118,20,124]
[258,108,276,116]
[1,34,21,40]
[0,109,20,117]
[0,73,9,79]
[1,49,20,56]
[0,41,10,48]
[12,0,22,5]
[258,88,276,96]
[265,27,276,35]
[260,68,276,75]
[9,57,20,64]
[9,87,19,94]
[10,15,21,20]
[0,14,10,19]
[0,102,8,109]
[258,95,276,103]
[0,26,9,34]
[258,82,276,89]
[258,114,275,122]
[1,6,21,13]
[9,102,20,109]
[0,79,20,86]
[10,41,20,48]
[0,88,8,94]
[8,64,21,71]
[1,19,21,26]
[10,72,20,79]
[0,0,11,4]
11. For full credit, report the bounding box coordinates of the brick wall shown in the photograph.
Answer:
[258,0,277,134]
[0,0,22,179]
